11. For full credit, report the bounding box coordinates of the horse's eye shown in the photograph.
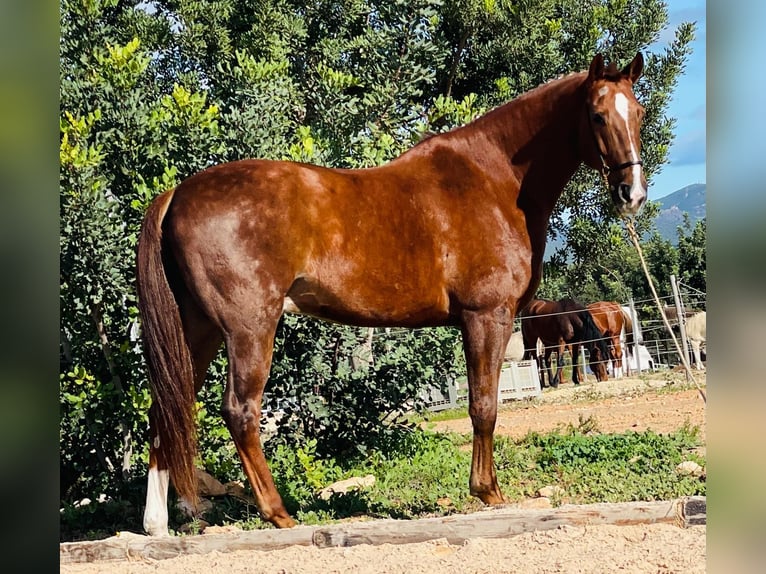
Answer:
[592,113,606,126]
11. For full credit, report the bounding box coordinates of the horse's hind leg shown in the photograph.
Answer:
[221,311,295,528]
[690,340,703,370]
[143,296,223,536]
[525,346,546,387]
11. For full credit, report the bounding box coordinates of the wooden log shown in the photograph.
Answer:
[59,527,317,564]
[311,497,704,548]
[60,497,705,564]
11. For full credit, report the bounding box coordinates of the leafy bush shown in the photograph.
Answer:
[521,422,705,503]
[264,318,465,458]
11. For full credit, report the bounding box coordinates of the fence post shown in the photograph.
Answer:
[655,339,661,369]
[628,298,641,374]
[670,274,690,380]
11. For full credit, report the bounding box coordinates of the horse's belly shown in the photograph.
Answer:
[282,276,452,327]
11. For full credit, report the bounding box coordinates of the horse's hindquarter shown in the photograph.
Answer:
[587,302,623,338]
[165,157,532,328]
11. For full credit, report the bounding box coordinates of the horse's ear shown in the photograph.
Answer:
[622,52,644,83]
[588,53,605,83]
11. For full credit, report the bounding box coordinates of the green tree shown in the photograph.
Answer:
[677,217,706,299]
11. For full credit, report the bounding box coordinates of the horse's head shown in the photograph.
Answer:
[581,53,647,217]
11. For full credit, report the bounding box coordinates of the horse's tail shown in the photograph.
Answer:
[136,188,198,505]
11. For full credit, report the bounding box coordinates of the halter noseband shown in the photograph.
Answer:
[600,157,643,177]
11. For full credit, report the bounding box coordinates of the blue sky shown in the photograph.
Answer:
[647,0,706,200]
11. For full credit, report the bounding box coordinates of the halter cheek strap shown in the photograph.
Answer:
[592,129,643,179]
[589,112,643,179]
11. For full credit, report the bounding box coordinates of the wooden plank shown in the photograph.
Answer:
[312,499,689,548]
[60,497,705,563]
[60,526,317,564]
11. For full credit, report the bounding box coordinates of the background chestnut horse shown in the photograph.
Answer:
[136,53,646,535]
[520,298,610,387]
[586,300,629,378]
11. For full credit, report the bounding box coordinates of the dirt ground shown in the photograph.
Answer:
[429,370,706,444]
[61,371,706,574]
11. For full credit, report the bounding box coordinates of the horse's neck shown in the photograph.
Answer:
[479,73,586,210]
[485,74,586,276]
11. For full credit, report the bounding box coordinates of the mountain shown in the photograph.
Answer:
[543,183,706,259]
[652,183,706,243]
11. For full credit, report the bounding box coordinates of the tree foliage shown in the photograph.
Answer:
[60,0,699,505]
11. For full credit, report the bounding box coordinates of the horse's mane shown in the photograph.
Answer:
[409,71,587,153]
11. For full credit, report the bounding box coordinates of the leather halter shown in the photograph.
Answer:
[600,157,643,177]
[588,108,643,179]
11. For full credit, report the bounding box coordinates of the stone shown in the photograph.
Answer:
[196,468,227,497]
[537,485,565,498]
[676,461,704,476]
[318,475,376,500]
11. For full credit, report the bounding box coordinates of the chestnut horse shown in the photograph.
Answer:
[584,301,628,379]
[136,53,646,535]
[520,298,610,387]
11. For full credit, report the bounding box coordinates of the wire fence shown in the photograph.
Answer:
[347,279,706,387]
[513,283,706,383]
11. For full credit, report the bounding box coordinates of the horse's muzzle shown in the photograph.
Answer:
[611,177,647,217]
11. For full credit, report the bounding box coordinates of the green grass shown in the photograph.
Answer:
[60,416,705,541]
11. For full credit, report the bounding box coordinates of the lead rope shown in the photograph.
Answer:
[620,214,707,404]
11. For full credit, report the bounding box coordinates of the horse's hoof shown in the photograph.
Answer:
[275,517,297,528]
[471,485,506,506]
[269,513,297,529]
[476,492,506,506]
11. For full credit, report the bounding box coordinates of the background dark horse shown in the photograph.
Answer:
[136,53,646,535]
[520,298,610,387]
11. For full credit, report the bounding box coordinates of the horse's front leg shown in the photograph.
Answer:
[613,338,624,378]
[552,339,566,387]
[461,307,513,505]
[545,347,556,388]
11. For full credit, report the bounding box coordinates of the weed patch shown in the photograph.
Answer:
[60,423,705,540]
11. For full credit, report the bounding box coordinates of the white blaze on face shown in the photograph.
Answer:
[613,92,646,205]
